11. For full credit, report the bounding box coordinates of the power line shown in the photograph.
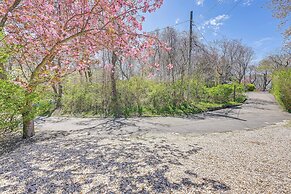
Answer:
[192,23,210,44]
[225,0,244,15]
[191,1,245,62]
[193,0,244,43]
[147,1,221,34]
[146,0,244,34]
[146,20,190,34]
[147,0,244,44]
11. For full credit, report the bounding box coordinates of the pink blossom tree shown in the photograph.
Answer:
[0,0,164,138]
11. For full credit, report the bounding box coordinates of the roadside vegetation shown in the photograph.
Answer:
[272,68,291,112]
[61,76,245,117]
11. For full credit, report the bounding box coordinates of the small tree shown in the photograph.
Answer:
[1,0,164,138]
[257,59,273,91]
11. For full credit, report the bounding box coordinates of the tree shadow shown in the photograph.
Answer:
[0,127,230,193]
[205,112,247,121]
[244,99,279,111]
[185,106,245,122]
[0,131,34,156]
[68,118,149,137]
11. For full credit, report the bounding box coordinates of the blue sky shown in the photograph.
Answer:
[143,0,285,63]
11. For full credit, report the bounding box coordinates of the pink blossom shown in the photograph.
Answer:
[167,64,174,70]
[1,0,165,87]
[147,72,154,78]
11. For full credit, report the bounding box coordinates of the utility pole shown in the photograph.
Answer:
[189,11,193,74]
[186,11,193,100]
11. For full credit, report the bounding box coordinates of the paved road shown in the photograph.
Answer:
[37,92,290,135]
[1,92,290,193]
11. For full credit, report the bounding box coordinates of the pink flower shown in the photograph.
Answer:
[167,64,174,70]
[104,64,113,71]
[147,72,154,78]
[2,0,164,88]
[154,63,160,68]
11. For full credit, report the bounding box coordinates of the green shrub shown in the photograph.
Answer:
[207,84,234,103]
[206,83,246,104]
[62,80,103,115]
[61,78,246,117]
[234,84,247,103]
[272,68,291,112]
[0,81,54,131]
[246,83,256,92]
[0,80,25,131]
[118,77,152,116]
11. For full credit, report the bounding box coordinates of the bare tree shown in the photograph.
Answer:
[233,45,254,84]
[248,65,257,84]
[268,51,290,69]
[257,59,273,91]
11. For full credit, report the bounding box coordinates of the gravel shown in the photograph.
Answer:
[0,120,290,193]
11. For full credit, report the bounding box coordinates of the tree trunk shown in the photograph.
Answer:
[55,58,63,109]
[111,52,120,117]
[22,93,35,138]
[262,71,268,91]
[22,113,35,139]
[56,83,63,109]
[52,82,63,110]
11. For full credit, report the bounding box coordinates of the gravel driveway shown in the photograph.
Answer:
[0,92,290,193]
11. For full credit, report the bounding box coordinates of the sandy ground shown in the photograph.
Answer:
[0,120,290,193]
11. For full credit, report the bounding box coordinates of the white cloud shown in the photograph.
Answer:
[200,14,229,36]
[254,37,273,48]
[204,14,230,30]
[196,0,204,6]
[234,0,253,6]
[243,0,253,6]
[199,14,204,19]
[196,0,253,7]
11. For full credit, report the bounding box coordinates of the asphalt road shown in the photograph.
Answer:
[36,92,290,135]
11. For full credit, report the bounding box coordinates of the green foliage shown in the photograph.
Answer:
[61,77,246,117]
[62,80,103,115]
[0,32,10,64]
[206,83,245,104]
[246,83,256,92]
[207,84,234,103]
[33,85,55,117]
[0,80,53,131]
[118,77,154,116]
[272,68,291,112]
[0,80,25,130]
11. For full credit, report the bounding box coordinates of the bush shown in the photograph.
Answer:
[61,77,247,117]
[246,83,256,92]
[206,83,246,104]
[272,68,291,112]
[62,81,103,115]
[0,80,25,131]
[207,84,231,103]
[0,81,54,131]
